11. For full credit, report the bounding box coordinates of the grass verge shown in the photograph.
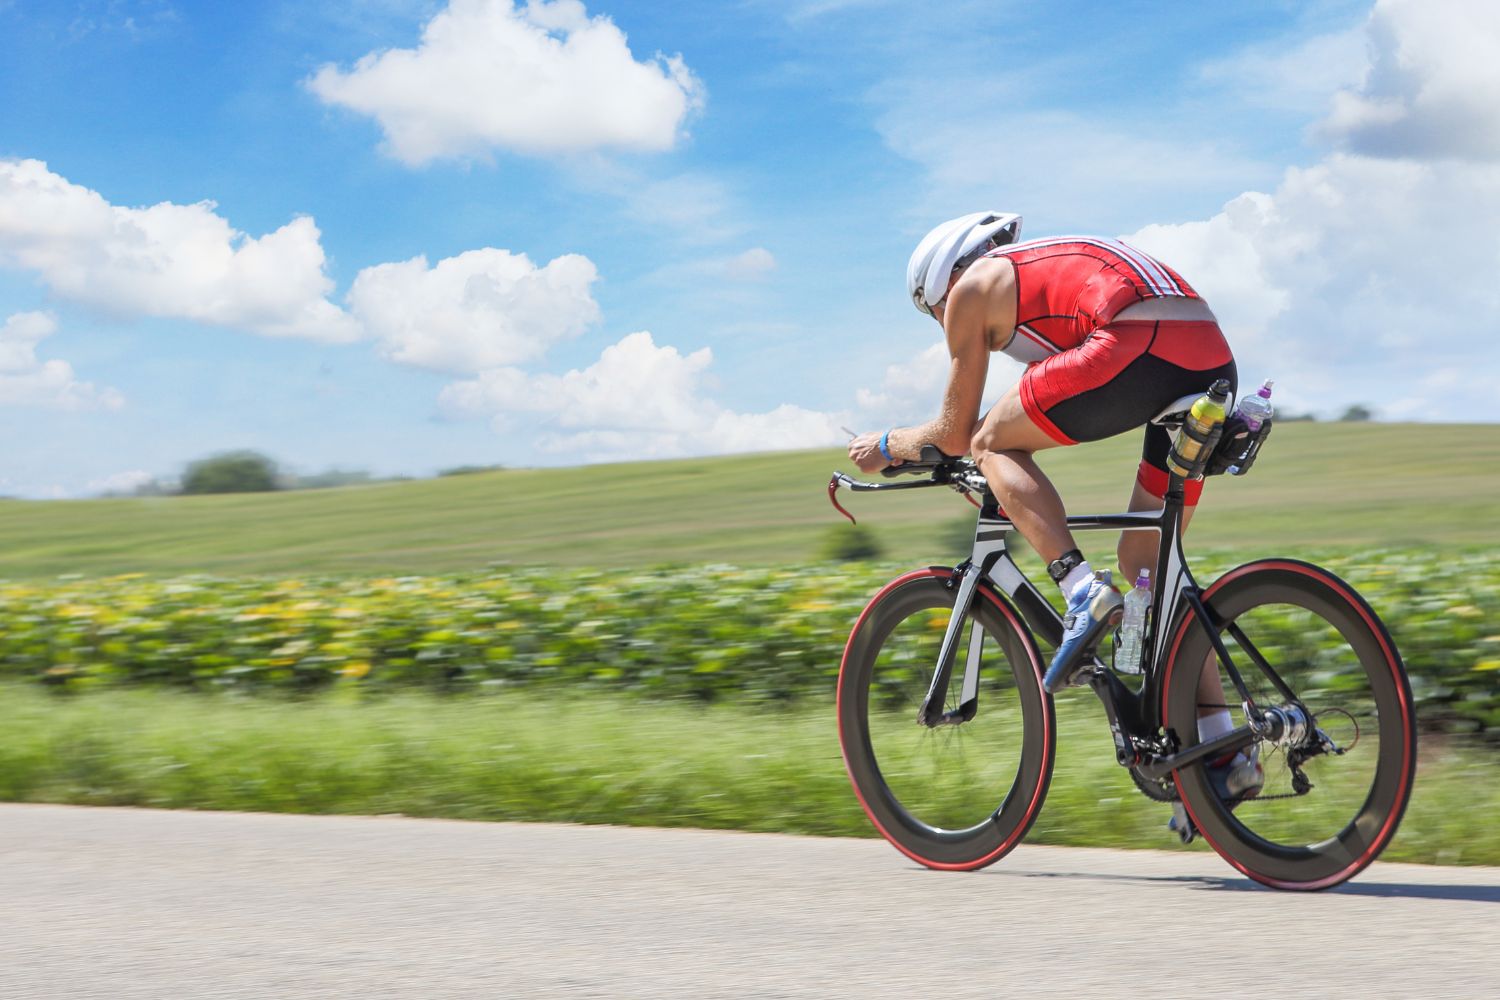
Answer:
[1,684,1493,867]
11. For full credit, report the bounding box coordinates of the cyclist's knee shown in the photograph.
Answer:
[970,422,1029,462]
[969,427,994,462]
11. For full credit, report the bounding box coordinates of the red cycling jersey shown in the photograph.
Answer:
[982,236,1201,363]
[976,235,1231,505]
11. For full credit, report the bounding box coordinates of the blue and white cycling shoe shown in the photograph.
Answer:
[1042,571,1123,693]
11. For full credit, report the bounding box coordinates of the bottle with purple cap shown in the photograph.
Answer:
[1229,379,1274,474]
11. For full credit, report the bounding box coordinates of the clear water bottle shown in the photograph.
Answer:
[1115,570,1152,675]
[1236,379,1275,431]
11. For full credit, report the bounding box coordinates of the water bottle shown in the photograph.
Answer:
[1226,379,1274,475]
[1166,380,1231,478]
[1236,379,1275,432]
[1115,570,1151,675]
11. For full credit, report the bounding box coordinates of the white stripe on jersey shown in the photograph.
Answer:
[1003,324,1061,365]
[1113,238,1181,295]
[1015,323,1062,354]
[991,236,1184,296]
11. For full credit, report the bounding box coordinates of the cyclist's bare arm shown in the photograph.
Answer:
[849,259,1017,470]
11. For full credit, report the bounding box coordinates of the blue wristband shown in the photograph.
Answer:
[878,430,894,463]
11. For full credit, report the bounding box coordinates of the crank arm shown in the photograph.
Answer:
[1135,726,1258,782]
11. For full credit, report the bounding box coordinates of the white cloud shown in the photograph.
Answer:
[1121,0,1500,419]
[852,340,1023,429]
[1126,191,1290,350]
[719,247,777,281]
[348,248,600,373]
[306,0,705,165]
[0,311,124,411]
[1131,152,1500,367]
[853,341,947,423]
[440,330,843,458]
[1319,0,1500,160]
[0,159,357,342]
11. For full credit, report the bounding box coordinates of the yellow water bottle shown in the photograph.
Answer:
[1166,379,1231,478]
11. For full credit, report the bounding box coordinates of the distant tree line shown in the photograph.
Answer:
[1258,404,1374,423]
[107,452,502,497]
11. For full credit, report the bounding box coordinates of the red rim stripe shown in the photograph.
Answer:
[1161,559,1413,890]
[836,568,1054,871]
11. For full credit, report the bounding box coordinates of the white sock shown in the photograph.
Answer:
[1198,710,1252,769]
[1059,561,1093,598]
[1198,709,1233,742]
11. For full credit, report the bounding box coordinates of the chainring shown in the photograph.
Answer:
[1129,765,1179,802]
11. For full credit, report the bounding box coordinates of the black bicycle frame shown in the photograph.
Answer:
[918,471,1262,778]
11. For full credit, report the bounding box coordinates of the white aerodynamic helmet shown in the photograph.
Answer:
[906,211,1023,318]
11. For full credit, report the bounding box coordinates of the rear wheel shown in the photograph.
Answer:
[837,569,1054,870]
[1163,560,1416,890]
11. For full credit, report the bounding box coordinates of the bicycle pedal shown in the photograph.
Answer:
[1168,803,1197,845]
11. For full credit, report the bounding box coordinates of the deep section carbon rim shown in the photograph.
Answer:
[1163,560,1416,890]
[837,570,1054,870]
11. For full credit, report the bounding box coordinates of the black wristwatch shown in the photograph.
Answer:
[1046,549,1085,584]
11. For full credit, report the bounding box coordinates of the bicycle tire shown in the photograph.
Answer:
[1161,559,1416,890]
[837,568,1055,870]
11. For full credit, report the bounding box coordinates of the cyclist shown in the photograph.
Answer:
[847,211,1260,802]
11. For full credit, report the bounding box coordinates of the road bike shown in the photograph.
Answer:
[827,393,1416,891]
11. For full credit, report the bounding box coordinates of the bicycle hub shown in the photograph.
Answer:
[1253,704,1311,748]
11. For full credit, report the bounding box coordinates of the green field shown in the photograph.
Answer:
[2,423,1498,578]
[3,424,1497,861]
[1,685,1491,866]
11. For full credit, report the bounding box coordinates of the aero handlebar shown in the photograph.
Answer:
[827,446,987,524]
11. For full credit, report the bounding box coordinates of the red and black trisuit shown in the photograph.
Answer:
[982,236,1238,504]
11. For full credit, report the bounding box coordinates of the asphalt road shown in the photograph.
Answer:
[2,804,1496,999]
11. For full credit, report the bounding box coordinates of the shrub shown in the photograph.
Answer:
[818,524,885,562]
[181,451,279,495]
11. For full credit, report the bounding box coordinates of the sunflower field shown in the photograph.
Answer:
[1,549,1496,737]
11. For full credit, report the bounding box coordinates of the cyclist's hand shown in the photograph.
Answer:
[848,432,901,473]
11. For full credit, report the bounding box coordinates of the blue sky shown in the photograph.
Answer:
[1,0,1495,497]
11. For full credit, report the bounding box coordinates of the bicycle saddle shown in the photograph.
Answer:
[1150,389,1238,427]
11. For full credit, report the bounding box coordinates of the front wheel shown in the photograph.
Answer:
[1162,560,1416,890]
[837,569,1055,870]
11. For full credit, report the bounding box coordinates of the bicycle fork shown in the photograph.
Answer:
[916,560,988,727]
[915,511,1054,728]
